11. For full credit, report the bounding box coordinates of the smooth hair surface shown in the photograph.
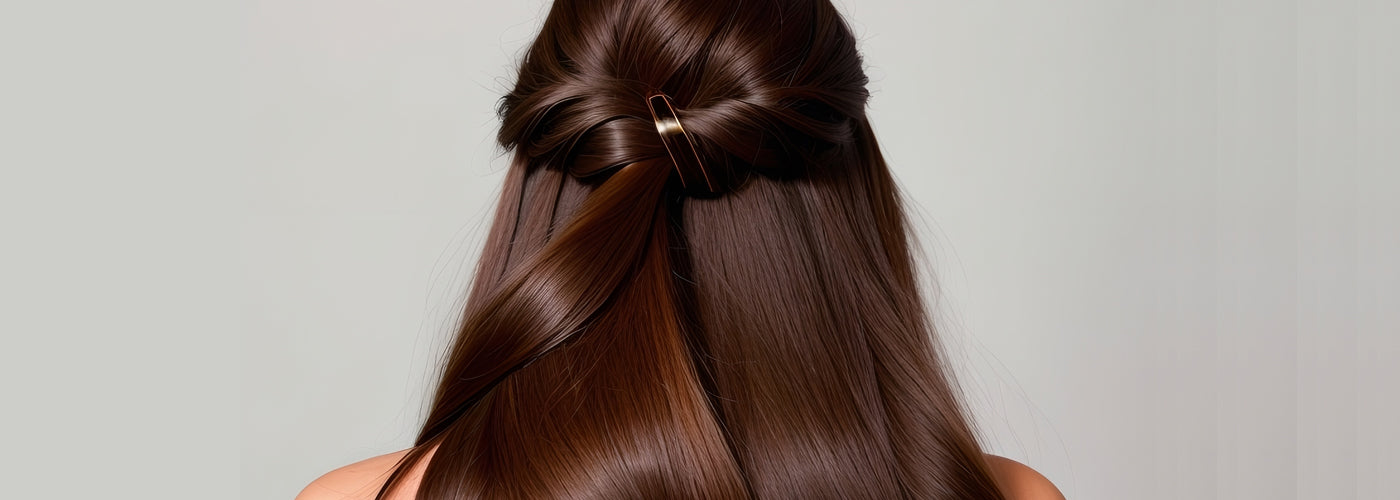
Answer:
[378,0,1006,498]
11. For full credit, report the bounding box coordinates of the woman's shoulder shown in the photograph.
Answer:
[294,446,434,500]
[984,454,1066,500]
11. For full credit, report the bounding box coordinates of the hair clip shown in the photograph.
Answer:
[646,92,718,196]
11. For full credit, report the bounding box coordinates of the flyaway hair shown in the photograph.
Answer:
[376,0,1007,498]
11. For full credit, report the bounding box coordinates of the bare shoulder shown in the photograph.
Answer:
[294,446,434,500]
[984,454,1066,500]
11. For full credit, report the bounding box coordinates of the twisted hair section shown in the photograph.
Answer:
[375,1,1006,498]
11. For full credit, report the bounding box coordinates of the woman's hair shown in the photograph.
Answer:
[377,0,1005,498]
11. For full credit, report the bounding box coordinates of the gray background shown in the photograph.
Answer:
[2,1,1396,499]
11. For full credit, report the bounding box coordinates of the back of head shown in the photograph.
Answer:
[379,1,1007,498]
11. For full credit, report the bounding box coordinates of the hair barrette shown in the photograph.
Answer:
[646,92,718,196]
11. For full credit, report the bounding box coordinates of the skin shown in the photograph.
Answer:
[294,445,1065,500]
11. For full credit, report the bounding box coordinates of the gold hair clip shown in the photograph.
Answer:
[646,92,718,196]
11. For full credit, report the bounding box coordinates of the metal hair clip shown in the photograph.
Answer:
[646,92,718,196]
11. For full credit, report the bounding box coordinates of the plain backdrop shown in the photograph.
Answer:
[1,1,1396,499]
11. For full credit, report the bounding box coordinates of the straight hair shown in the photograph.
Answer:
[377,0,1007,498]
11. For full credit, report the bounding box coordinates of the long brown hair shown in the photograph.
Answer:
[377,0,1006,498]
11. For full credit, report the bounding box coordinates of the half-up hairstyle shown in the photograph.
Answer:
[376,0,1007,498]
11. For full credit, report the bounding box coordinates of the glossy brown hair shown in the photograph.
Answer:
[377,0,1006,498]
